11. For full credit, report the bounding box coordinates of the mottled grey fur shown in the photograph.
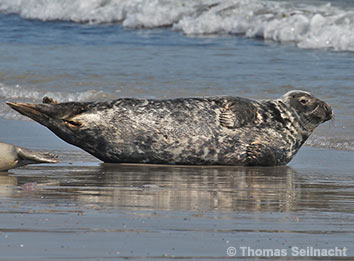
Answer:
[7,90,333,166]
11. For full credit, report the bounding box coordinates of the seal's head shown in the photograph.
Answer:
[280,90,333,131]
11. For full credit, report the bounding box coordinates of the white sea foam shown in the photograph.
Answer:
[1,0,354,51]
[306,136,354,151]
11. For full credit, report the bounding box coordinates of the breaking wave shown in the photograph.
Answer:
[1,0,354,51]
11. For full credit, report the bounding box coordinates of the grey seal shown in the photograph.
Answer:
[0,142,59,171]
[6,90,333,166]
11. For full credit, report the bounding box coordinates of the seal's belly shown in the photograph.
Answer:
[100,126,291,165]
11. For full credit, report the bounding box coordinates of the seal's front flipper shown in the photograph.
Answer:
[219,98,258,129]
[245,143,291,166]
[219,106,235,129]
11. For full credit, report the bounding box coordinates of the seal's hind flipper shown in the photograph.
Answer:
[16,147,59,165]
[42,96,58,104]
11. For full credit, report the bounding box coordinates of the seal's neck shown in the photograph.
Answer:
[273,99,311,131]
[270,99,312,145]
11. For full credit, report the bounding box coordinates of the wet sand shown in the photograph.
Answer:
[0,118,353,260]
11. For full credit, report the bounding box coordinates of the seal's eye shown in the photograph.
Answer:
[299,98,309,105]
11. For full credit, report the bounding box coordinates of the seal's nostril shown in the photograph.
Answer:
[324,104,333,120]
[318,101,333,121]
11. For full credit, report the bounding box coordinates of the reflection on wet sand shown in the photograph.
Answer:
[1,162,353,215]
[1,161,354,259]
[0,164,339,213]
[96,164,299,212]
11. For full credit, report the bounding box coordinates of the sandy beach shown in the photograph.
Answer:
[0,118,353,260]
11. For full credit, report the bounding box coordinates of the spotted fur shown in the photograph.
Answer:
[6,91,333,166]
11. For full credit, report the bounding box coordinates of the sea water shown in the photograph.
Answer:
[0,0,353,151]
